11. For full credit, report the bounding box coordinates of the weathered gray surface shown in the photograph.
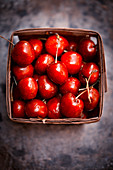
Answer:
[0,0,113,169]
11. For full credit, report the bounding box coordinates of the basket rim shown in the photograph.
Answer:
[6,28,107,124]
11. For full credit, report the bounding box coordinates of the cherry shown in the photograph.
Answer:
[12,41,35,66]
[47,62,68,85]
[61,51,82,74]
[25,99,48,118]
[12,64,34,81]
[29,39,43,58]
[79,62,99,85]
[33,74,40,82]
[38,75,58,99]
[45,35,69,57]
[79,88,99,111]
[35,54,54,75]
[78,39,96,61]
[67,41,77,51]
[60,77,81,95]
[47,97,62,119]
[18,77,38,100]
[12,100,25,118]
[60,93,84,118]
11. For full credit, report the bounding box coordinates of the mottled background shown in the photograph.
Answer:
[0,0,113,169]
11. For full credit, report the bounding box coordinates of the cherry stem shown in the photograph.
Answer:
[79,87,87,91]
[64,49,68,53]
[38,38,47,41]
[42,99,46,104]
[88,70,97,83]
[11,82,14,102]
[79,80,98,91]
[55,33,60,63]
[13,76,17,86]
[0,35,14,46]
[78,70,98,101]
[76,89,87,99]
[38,116,43,120]
[93,44,97,48]
[38,116,46,124]
[85,78,91,103]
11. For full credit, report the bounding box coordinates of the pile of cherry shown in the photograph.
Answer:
[11,33,100,120]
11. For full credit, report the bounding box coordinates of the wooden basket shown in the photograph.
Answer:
[6,28,107,124]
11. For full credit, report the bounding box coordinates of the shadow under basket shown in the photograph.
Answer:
[6,28,107,124]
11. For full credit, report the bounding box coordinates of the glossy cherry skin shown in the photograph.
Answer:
[38,75,58,99]
[35,54,54,75]
[47,97,62,119]
[60,93,84,118]
[12,64,34,81]
[12,100,25,118]
[25,99,48,118]
[60,77,81,95]
[29,39,43,58]
[18,77,38,100]
[61,51,82,74]
[47,62,68,85]
[67,41,77,51]
[12,41,35,66]
[79,62,99,85]
[79,88,99,111]
[78,39,96,61]
[33,74,40,82]
[45,35,69,57]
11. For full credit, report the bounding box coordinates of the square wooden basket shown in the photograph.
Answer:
[6,28,107,124]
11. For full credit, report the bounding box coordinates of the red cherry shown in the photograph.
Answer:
[12,64,34,81]
[61,51,82,74]
[38,75,58,99]
[33,74,40,82]
[47,97,62,119]
[25,99,48,118]
[79,88,99,111]
[45,35,69,57]
[13,85,20,100]
[12,41,35,66]
[18,77,38,100]
[60,77,81,95]
[35,54,54,75]
[78,39,96,61]
[29,39,43,58]
[79,62,99,85]
[47,62,68,85]
[12,100,25,118]
[67,41,77,51]
[60,93,84,118]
